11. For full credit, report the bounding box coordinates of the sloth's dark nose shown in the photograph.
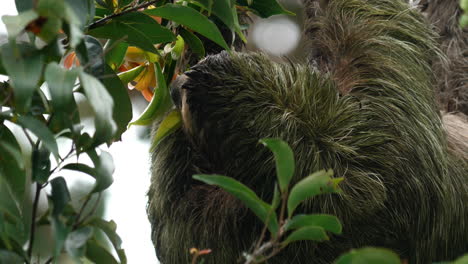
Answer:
[170,74,188,108]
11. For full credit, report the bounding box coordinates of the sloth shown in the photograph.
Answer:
[147,0,468,263]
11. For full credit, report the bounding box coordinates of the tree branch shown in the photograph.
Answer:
[87,0,159,30]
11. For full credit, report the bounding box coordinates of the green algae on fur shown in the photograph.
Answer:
[147,1,468,263]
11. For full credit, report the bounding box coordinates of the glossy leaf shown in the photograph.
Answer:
[89,218,126,264]
[288,170,342,218]
[260,138,295,192]
[86,240,119,264]
[45,62,78,112]
[118,64,145,84]
[88,12,175,54]
[65,226,93,258]
[15,0,33,12]
[62,2,85,48]
[282,226,328,246]
[129,63,172,126]
[87,150,115,193]
[284,214,342,234]
[151,110,182,150]
[31,146,51,184]
[271,184,281,210]
[0,124,25,201]
[237,0,293,18]
[17,115,59,159]
[100,65,132,141]
[0,250,23,263]
[64,0,95,27]
[179,28,205,57]
[2,10,38,40]
[454,254,468,264]
[63,163,95,178]
[193,174,279,234]
[51,217,70,258]
[335,247,401,264]
[76,36,105,77]
[79,70,117,145]
[50,177,71,216]
[104,39,128,70]
[196,0,235,30]
[170,35,185,60]
[0,43,44,113]
[144,4,230,51]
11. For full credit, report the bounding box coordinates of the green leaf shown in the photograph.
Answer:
[335,247,401,264]
[79,70,117,145]
[0,136,25,198]
[454,254,468,264]
[0,174,22,222]
[88,12,175,54]
[260,138,295,192]
[179,28,205,57]
[45,62,78,112]
[87,150,115,193]
[63,163,95,177]
[282,226,328,246]
[104,39,128,70]
[460,14,468,28]
[50,177,71,216]
[0,250,23,263]
[129,63,172,126]
[287,170,342,218]
[271,184,281,210]
[89,218,126,264]
[144,4,230,51]
[17,115,59,159]
[117,64,145,84]
[31,146,51,184]
[76,36,105,77]
[151,110,182,151]
[65,226,93,258]
[195,0,235,30]
[461,0,468,11]
[170,35,185,60]
[0,43,44,113]
[86,240,119,264]
[237,0,293,18]
[193,174,279,234]
[63,151,114,193]
[100,65,133,141]
[2,10,39,40]
[64,0,95,27]
[284,214,342,234]
[51,217,70,258]
[15,0,34,12]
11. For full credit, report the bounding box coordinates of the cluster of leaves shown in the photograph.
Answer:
[0,0,290,263]
[194,139,468,264]
[194,138,400,264]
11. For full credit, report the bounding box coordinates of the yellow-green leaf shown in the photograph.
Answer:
[129,63,172,126]
[151,110,182,151]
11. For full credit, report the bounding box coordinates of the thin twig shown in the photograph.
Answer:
[27,183,42,258]
[87,0,159,30]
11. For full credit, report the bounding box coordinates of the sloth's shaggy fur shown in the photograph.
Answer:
[147,0,468,263]
[420,0,468,114]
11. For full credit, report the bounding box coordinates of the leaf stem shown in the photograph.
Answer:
[87,0,159,30]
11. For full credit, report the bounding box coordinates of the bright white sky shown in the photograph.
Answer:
[0,1,159,262]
